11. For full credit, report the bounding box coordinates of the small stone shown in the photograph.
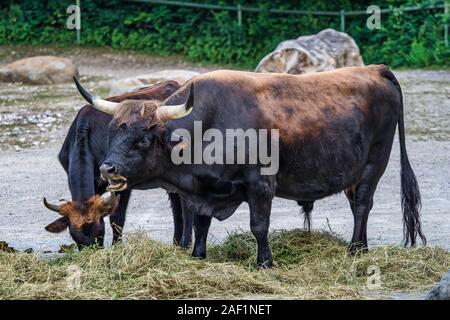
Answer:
[0,241,17,253]
[58,244,76,253]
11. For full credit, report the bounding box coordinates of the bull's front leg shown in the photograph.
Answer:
[192,214,212,259]
[180,199,193,249]
[168,192,183,246]
[247,179,275,268]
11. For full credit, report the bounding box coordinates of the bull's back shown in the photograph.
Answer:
[189,67,401,200]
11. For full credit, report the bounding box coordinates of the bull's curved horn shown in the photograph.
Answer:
[73,77,119,115]
[100,191,115,206]
[43,197,64,215]
[156,83,194,122]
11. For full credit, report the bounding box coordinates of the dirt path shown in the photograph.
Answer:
[0,46,449,252]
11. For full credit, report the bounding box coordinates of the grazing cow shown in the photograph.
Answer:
[75,65,425,267]
[44,81,194,250]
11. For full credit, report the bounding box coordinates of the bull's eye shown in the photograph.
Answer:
[137,137,151,149]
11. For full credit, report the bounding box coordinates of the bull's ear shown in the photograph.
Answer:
[45,217,69,233]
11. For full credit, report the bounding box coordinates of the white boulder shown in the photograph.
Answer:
[255,28,364,74]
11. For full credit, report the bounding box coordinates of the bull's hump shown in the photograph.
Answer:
[190,67,385,143]
[195,66,381,83]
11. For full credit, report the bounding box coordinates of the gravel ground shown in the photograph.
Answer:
[0,46,449,253]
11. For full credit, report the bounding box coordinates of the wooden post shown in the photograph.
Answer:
[445,1,449,46]
[237,4,242,27]
[340,9,345,32]
[76,0,81,45]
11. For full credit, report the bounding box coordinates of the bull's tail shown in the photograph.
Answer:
[298,201,314,232]
[391,72,426,246]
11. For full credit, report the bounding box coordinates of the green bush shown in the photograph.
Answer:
[0,0,448,68]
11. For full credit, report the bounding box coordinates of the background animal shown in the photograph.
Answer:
[44,80,193,250]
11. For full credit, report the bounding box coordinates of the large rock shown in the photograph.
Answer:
[426,270,450,300]
[0,56,79,85]
[255,29,364,74]
[109,69,200,96]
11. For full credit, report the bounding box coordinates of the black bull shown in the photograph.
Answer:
[44,81,194,249]
[79,65,425,267]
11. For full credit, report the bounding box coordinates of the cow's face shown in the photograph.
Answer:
[71,78,194,192]
[44,192,119,250]
[100,100,168,191]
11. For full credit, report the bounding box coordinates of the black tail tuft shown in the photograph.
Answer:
[389,68,426,246]
[399,144,426,246]
[298,201,314,232]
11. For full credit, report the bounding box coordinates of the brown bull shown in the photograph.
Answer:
[75,65,425,267]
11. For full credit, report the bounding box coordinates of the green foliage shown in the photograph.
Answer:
[0,0,448,68]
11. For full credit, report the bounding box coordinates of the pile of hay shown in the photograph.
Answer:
[0,230,448,299]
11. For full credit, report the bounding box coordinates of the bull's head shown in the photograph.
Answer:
[43,192,120,250]
[73,78,193,192]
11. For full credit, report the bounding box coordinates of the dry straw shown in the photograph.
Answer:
[0,229,448,299]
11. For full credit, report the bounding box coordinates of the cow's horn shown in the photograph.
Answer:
[73,77,118,115]
[100,191,115,206]
[156,83,194,122]
[43,197,64,214]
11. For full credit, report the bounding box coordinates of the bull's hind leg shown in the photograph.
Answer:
[347,137,395,255]
[247,178,276,268]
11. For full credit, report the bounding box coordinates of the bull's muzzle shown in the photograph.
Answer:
[100,162,128,192]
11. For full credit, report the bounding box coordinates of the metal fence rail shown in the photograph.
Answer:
[124,0,449,46]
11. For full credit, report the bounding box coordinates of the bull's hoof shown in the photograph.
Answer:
[257,259,273,269]
[173,237,182,247]
[111,239,122,246]
[180,237,192,250]
[192,249,206,259]
[347,242,368,256]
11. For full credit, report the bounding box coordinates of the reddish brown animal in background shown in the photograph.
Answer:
[44,81,193,250]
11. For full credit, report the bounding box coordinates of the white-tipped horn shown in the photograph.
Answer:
[73,77,119,115]
[156,83,194,122]
[100,191,115,206]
